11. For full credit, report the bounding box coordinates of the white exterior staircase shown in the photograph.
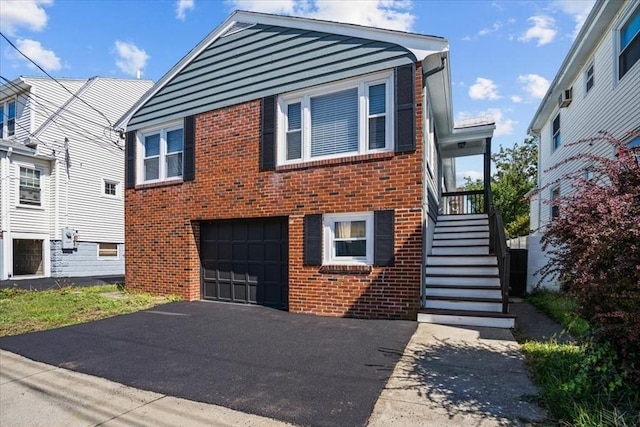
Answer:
[418,213,516,329]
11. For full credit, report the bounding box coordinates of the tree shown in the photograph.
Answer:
[539,131,640,385]
[462,138,538,237]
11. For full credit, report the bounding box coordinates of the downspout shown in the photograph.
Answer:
[1,152,11,279]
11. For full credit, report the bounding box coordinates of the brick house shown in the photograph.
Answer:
[117,11,504,322]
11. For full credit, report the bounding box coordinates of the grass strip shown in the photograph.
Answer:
[0,285,179,337]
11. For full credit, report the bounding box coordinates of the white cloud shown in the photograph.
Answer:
[518,74,550,99]
[114,41,150,77]
[176,0,194,21]
[457,170,483,182]
[12,38,61,71]
[0,0,52,36]
[518,15,557,46]
[228,0,415,31]
[553,0,596,38]
[511,95,524,103]
[468,78,501,101]
[457,108,516,137]
[478,21,502,36]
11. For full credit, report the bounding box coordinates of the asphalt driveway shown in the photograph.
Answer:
[0,301,416,427]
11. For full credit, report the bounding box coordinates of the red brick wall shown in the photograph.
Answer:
[126,64,424,319]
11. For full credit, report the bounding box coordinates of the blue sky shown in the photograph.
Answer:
[0,0,596,183]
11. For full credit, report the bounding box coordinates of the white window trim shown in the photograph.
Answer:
[136,120,184,185]
[8,232,51,278]
[551,112,561,153]
[550,186,560,220]
[102,179,120,198]
[16,163,44,209]
[614,3,640,83]
[277,71,394,166]
[323,212,374,265]
[1,98,17,139]
[584,60,595,95]
[97,242,120,260]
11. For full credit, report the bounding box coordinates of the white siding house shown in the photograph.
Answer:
[0,77,153,280]
[527,0,640,290]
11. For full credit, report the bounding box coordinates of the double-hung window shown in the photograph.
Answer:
[0,99,16,139]
[619,5,640,79]
[552,113,561,151]
[139,123,184,183]
[19,167,41,206]
[585,62,595,93]
[279,72,393,165]
[323,212,374,265]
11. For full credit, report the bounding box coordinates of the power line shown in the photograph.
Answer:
[0,76,124,152]
[0,31,115,130]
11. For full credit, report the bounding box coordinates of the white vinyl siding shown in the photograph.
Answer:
[531,3,640,228]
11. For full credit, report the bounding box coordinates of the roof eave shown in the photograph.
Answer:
[115,10,449,130]
[527,0,619,135]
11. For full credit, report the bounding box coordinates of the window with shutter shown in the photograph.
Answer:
[277,71,395,165]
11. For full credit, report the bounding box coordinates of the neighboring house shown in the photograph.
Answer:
[527,0,640,291]
[0,76,153,280]
[117,11,504,322]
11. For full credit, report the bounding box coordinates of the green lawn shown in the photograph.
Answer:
[521,290,639,426]
[0,285,179,337]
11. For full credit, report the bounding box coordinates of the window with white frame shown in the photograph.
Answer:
[0,99,16,139]
[19,167,41,206]
[585,62,595,93]
[98,243,118,258]
[619,4,640,79]
[552,113,561,151]
[103,179,119,197]
[323,212,374,265]
[139,123,184,183]
[278,72,393,165]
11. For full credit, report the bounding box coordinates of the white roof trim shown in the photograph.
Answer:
[115,10,449,130]
[527,0,621,134]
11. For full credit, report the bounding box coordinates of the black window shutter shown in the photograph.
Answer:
[183,115,195,181]
[395,65,416,153]
[261,96,276,170]
[374,210,394,266]
[125,130,136,189]
[303,214,322,266]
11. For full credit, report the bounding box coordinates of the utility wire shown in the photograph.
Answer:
[0,31,115,129]
[0,76,123,152]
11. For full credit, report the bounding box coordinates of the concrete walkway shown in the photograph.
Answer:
[1,302,554,426]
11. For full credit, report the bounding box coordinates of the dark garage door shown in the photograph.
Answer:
[200,217,288,309]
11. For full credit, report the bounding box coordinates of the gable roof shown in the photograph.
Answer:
[116,10,450,131]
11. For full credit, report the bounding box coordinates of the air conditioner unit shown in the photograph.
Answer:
[558,88,572,108]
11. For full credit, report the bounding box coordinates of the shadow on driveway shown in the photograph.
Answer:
[0,301,416,427]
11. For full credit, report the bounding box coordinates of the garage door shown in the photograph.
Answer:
[200,218,288,309]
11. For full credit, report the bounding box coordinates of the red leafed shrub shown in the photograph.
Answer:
[539,131,640,384]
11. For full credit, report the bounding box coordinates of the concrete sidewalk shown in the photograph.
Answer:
[0,350,292,427]
[1,322,548,426]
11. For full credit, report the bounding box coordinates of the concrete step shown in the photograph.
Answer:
[433,239,489,247]
[425,285,502,299]
[425,296,503,312]
[426,255,497,266]
[434,231,489,240]
[426,265,499,276]
[418,308,516,329]
[432,246,490,255]
[425,275,501,287]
